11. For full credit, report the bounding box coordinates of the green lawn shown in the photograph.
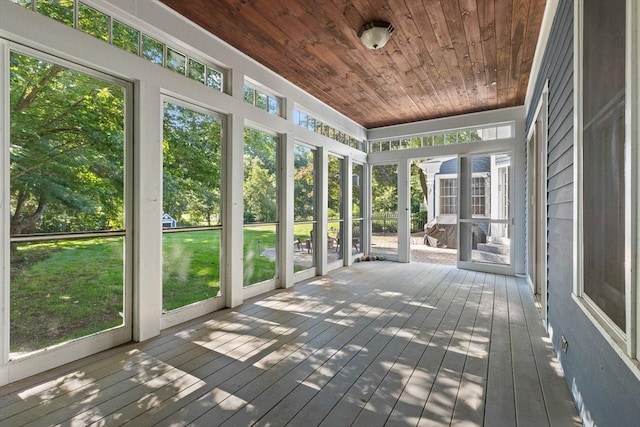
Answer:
[10,226,304,353]
[10,238,125,353]
[163,230,221,311]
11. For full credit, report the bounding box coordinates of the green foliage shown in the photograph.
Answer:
[352,164,364,218]
[167,48,186,75]
[372,164,397,212]
[206,68,223,91]
[10,0,33,8]
[78,3,110,42]
[142,34,164,65]
[113,20,140,55]
[243,128,277,223]
[188,59,206,84]
[37,0,74,27]
[410,161,429,214]
[244,128,277,172]
[294,145,314,221]
[244,157,277,223]
[10,51,125,235]
[163,102,222,226]
[328,155,343,219]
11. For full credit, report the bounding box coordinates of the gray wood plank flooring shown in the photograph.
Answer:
[0,262,581,426]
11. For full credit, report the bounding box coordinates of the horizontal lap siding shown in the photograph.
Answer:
[526,0,574,316]
[527,1,640,425]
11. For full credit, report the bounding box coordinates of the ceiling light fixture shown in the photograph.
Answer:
[358,21,394,50]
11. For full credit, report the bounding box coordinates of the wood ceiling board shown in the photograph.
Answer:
[459,0,489,105]
[401,1,459,116]
[516,0,544,103]
[160,0,546,129]
[441,0,479,108]
[495,0,514,107]
[478,0,498,104]
[385,2,450,118]
[508,0,530,104]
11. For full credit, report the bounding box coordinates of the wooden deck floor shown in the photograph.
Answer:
[0,262,580,426]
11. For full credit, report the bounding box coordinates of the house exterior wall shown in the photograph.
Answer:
[526,1,640,425]
[438,156,491,174]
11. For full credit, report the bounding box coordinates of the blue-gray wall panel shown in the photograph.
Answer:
[547,166,572,190]
[526,1,640,425]
[437,156,490,174]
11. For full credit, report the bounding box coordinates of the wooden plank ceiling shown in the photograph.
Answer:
[160,0,546,129]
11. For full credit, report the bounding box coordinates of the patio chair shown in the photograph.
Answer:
[352,226,360,252]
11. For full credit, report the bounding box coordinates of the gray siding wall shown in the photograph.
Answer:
[526,1,640,425]
[438,156,490,174]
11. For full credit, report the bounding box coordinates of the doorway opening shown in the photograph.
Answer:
[410,153,512,270]
[410,157,458,265]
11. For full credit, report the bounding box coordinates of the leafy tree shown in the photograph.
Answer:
[10,52,125,237]
[162,102,222,226]
[243,157,277,223]
[328,155,342,219]
[294,145,314,221]
[352,164,364,218]
[112,21,140,55]
[411,161,429,213]
[77,3,110,42]
[244,128,277,173]
[243,128,277,223]
[372,164,397,212]
[36,0,74,27]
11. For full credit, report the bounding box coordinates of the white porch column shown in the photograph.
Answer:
[344,155,354,265]
[225,112,245,308]
[133,82,162,342]
[0,42,10,384]
[397,159,411,263]
[317,147,329,275]
[279,131,295,288]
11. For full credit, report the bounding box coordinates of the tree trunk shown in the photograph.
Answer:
[10,192,47,236]
[412,163,429,205]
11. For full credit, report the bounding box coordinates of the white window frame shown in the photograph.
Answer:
[159,95,227,329]
[435,173,490,218]
[471,176,489,216]
[573,0,640,373]
[243,79,283,117]
[437,174,458,216]
[1,41,135,382]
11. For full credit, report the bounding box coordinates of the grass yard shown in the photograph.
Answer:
[243,225,278,286]
[10,226,308,353]
[10,238,125,353]
[162,229,222,311]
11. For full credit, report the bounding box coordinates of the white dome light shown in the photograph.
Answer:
[358,21,395,50]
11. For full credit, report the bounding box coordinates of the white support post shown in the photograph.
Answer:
[317,147,329,275]
[513,119,527,275]
[0,41,9,384]
[397,159,411,263]
[628,0,639,357]
[225,71,246,306]
[279,132,295,288]
[457,156,472,264]
[225,113,245,308]
[133,82,163,342]
[363,163,372,255]
[344,156,354,265]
